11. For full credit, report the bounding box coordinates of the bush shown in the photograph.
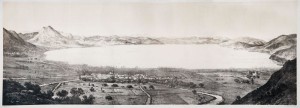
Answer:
[149,85,155,90]
[82,95,95,104]
[189,82,197,88]
[90,87,95,92]
[102,83,108,87]
[192,89,197,95]
[111,84,118,87]
[70,88,85,96]
[198,83,204,88]
[126,85,133,89]
[24,82,41,94]
[105,95,113,100]
[56,90,68,98]
[236,96,241,101]
[42,90,54,99]
[3,80,25,94]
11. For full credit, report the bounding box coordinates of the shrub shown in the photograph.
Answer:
[82,95,95,104]
[198,83,204,88]
[90,87,95,92]
[105,95,113,100]
[42,90,54,99]
[192,89,197,95]
[236,96,241,101]
[102,83,108,87]
[189,82,197,88]
[126,85,133,89]
[24,82,41,94]
[56,90,68,98]
[149,85,155,90]
[70,88,85,96]
[3,80,25,94]
[111,84,118,87]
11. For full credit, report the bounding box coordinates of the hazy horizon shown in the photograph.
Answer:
[3,0,297,41]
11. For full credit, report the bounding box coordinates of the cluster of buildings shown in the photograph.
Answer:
[79,72,178,83]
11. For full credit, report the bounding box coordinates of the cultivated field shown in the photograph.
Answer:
[53,81,148,105]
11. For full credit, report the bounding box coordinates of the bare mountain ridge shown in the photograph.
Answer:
[156,37,229,44]
[27,26,81,48]
[3,28,37,53]
[261,34,297,64]
[81,35,163,46]
[232,59,296,105]
[220,37,266,49]
[18,32,38,41]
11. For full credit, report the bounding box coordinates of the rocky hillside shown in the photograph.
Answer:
[263,34,296,53]
[28,26,81,48]
[3,28,37,53]
[18,32,38,41]
[232,59,296,105]
[80,35,163,46]
[156,37,228,44]
[221,37,266,49]
[260,34,297,64]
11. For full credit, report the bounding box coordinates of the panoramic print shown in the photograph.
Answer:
[2,0,297,105]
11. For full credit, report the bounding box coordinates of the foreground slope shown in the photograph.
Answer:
[232,59,296,105]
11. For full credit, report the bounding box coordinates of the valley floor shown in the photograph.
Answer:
[3,49,279,105]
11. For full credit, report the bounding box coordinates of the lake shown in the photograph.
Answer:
[44,44,280,69]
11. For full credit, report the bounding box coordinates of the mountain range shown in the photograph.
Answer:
[3,26,297,64]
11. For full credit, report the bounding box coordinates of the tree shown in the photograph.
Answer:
[235,96,241,101]
[43,90,54,99]
[24,82,41,94]
[105,95,113,100]
[192,89,197,95]
[189,82,197,88]
[70,88,85,96]
[78,88,84,94]
[246,71,260,84]
[149,85,155,90]
[90,87,95,92]
[102,83,108,87]
[198,83,204,88]
[126,85,133,89]
[111,84,119,87]
[70,88,77,96]
[82,95,95,104]
[56,90,68,98]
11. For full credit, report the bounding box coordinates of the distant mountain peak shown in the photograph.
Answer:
[43,25,54,29]
[38,26,62,37]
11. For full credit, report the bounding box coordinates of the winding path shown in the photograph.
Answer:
[180,88,224,105]
[139,85,152,105]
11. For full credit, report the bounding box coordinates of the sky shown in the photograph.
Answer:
[3,0,297,41]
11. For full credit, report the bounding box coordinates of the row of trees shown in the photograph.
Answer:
[3,80,96,105]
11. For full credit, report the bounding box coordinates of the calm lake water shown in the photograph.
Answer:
[45,45,280,69]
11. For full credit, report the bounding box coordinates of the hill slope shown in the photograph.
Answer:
[80,35,163,46]
[220,37,266,49]
[28,26,80,48]
[232,59,296,105]
[3,28,37,53]
[263,34,296,53]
